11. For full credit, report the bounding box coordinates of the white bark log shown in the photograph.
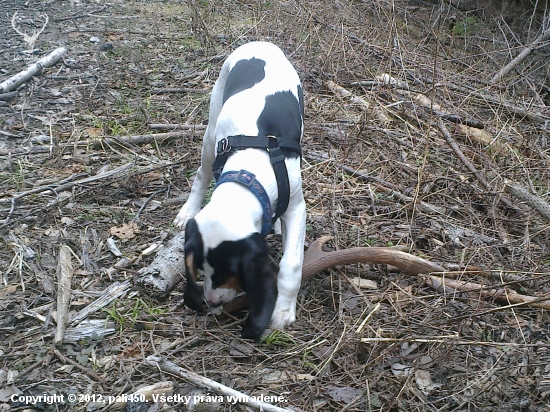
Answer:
[0,47,67,93]
[54,244,73,345]
[135,230,186,297]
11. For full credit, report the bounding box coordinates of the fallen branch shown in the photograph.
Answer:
[152,87,208,94]
[491,24,550,84]
[169,235,445,314]
[422,274,550,310]
[504,181,550,222]
[455,124,508,154]
[90,131,192,150]
[441,81,550,123]
[437,118,516,211]
[134,231,186,298]
[63,319,117,343]
[326,80,391,125]
[305,153,445,215]
[146,357,295,412]
[149,123,207,131]
[375,74,484,129]
[0,47,66,93]
[0,91,18,101]
[54,244,73,346]
[68,279,132,327]
[0,163,132,206]
[301,236,445,277]
[86,381,174,411]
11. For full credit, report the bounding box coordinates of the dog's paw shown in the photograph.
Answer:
[173,203,200,229]
[270,298,296,330]
[241,319,264,341]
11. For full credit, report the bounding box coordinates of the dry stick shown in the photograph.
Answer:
[440,81,549,124]
[148,123,207,131]
[422,274,550,310]
[146,357,296,412]
[0,91,18,101]
[87,382,174,411]
[306,154,445,214]
[504,181,550,222]
[152,87,208,94]
[436,129,483,186]
[0,130,196,156]
[436,119,515,210]
[63,319,116,343]
[54,244,73,346]
[360,337,550,347]
[491,25,550,84]
[0,47,67,93]
[373,74,485,129]
[53,349,104,382]
[68,279,132,327]
[90,131,191,150]
[0,164,131,228]
[0,163,132,207]
[326,80,391,125]
[0,145,62,156]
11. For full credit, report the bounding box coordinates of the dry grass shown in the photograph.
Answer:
[1,0,550,411]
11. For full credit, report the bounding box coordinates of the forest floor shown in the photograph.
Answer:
[1,0,550,411]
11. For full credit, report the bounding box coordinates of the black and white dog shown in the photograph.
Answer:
[174,42,306,339]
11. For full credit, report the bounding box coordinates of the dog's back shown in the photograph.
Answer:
[214,42,304,152]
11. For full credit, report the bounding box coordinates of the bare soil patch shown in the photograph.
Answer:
[1,0,550,411]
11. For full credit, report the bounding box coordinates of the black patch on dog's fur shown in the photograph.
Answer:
[223,58,266,104]
[183,219,205,312]
[207,233,277,339]
[257,91,302,159]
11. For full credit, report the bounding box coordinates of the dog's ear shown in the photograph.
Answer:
[237,233,277,340]
[184,219,205,312]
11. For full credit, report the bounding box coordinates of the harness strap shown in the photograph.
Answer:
[268,146,290,222]
[215,170,273,236]
[211,135,301,234]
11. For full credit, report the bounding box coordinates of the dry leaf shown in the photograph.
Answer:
[324,385,364,403]
[415,369,442,395]
[108,222,139,239]
[0,285,18,298]
[44,227,61,237]
[350,277,378,289]
[86,127,103,138]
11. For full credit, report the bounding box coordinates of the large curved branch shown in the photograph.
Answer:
[222,236,444,313]
[302,236,445,277]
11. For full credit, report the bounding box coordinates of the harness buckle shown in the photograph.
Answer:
[217,138,230,155]
[236,170,256,187]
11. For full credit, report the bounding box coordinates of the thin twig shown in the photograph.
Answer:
[146,357,296,412]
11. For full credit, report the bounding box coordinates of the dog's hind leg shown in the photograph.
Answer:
[173,68,228,229]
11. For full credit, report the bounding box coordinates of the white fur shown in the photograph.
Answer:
[174,42,305,330]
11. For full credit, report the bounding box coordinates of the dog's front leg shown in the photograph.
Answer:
[173,75,227,229]
[271,191,306,330]
[173,134,215,228]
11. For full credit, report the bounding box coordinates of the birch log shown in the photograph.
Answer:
[491,25,550,84]
[0,47,67,93]
[135,230,186,297]
[54,244,73,346]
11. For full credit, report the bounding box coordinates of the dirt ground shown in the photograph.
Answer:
[1,0,550,411]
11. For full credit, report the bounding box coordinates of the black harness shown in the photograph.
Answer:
[212,135,301,234]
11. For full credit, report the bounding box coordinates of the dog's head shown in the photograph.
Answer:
[184,218,277,339]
